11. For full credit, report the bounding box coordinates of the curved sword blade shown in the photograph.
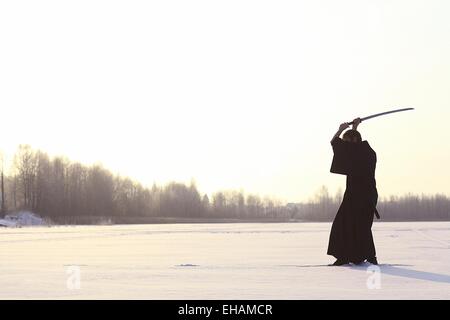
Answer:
[349,108,414,124]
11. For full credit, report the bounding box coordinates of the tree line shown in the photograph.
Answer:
[1,145,449,223]
[0,145,289,222]
[288,185,450,221]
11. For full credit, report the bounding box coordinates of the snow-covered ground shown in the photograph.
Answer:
[0,222,449,299]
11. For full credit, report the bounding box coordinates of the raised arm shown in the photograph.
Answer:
[331,122,350,144]
[352,117,361,130]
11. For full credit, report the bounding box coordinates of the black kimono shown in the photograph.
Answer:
[327,137,378,263]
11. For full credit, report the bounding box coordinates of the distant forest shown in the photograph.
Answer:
[0,145,449,223]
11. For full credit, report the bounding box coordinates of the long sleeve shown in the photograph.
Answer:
[330,138,373,177]
[330,138,356,175]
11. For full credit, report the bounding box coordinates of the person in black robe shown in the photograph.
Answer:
[327,118,379,266]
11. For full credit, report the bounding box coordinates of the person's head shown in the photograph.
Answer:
[342,129,362,143]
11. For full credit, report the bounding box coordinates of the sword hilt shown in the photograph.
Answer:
[347,119,363,126]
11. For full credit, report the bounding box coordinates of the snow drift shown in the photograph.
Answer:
[0,211,47,227]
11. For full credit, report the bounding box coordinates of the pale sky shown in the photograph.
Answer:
[1,0,449,203]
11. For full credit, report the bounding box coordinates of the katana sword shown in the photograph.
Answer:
[348,107,414,125]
